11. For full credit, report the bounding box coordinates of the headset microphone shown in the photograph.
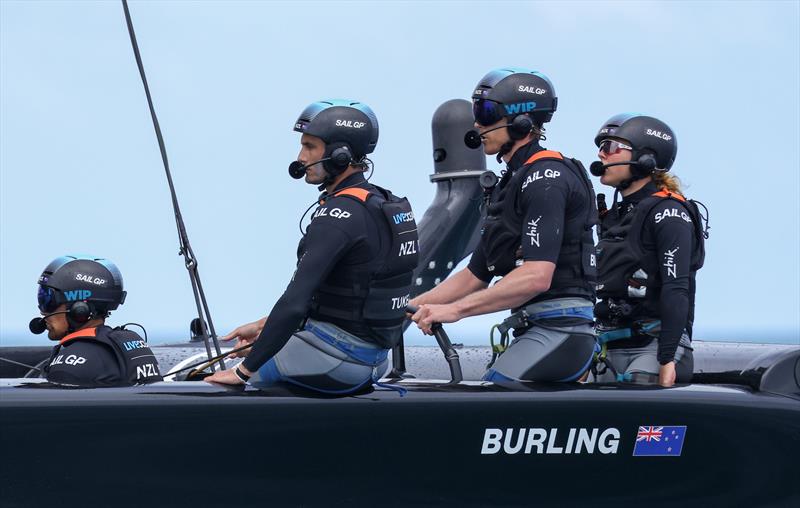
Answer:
[464,124,512,149]
[464,130,482,149]
[590,160,639,176]
[288,161,307,179]
[589,155,658,178]
[29,317,47,335]
[589,161,608,176]
[29,310,70,335]
[288,158,332,179]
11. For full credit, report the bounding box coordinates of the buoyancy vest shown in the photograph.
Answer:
[480,150,598,303]
[45,325,162,386]
[308,186,419,349]
[596,189,706,301]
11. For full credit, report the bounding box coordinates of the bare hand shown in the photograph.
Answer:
[410,304,462,335]
[658,361,677,387]
[204,365,252,386]
[221,318,266,358]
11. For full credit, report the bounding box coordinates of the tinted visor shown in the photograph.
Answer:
[472,99,505,127]
[598,139,633,155]
[37,285,60,313]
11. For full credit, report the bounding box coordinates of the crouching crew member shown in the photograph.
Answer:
[205,100,418,393]
[410,68,599,383]
[33,255,162,386]
[590,114,707,386]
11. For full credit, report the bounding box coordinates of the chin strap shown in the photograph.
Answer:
[496,140,516,164]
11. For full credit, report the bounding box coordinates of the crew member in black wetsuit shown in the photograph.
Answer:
[33,255,161,386]
[205,100,418,393]
[410,68,599,383]
[590,114,707,386]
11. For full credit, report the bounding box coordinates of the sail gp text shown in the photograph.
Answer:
[480,427,620,455]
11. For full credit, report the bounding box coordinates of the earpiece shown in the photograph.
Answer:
[68,301,92,323]
[323,143,354,175]
[630,152,657,178]
[507,114,534,140]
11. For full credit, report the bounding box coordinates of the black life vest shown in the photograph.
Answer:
[308,186,419,349]
[480,150,597,303]
[45,325,162,386]
[596,189,706,301]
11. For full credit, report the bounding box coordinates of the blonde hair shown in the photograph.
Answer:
[652,171,683,194]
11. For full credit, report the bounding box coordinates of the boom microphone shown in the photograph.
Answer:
[463,123,513,149]
[29,310,71,334]
[590,160,637,177]
[288,158,331,179]
[29,318,47,335]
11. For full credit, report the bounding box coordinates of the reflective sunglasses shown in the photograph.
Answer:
[37,286,61,313]
[598,139,633,155]
[472,99,506,127]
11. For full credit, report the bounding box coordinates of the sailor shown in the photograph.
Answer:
[410,68,599,383]
[34,255,162,386]
[205,100,419,393]
[590,114,707,386]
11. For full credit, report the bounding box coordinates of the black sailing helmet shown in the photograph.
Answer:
[37,255,126,318]
[594,114,678,172]
[471,67,558,127]
[293,99,379,161]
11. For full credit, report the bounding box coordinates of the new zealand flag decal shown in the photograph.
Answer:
[633,426,686,456]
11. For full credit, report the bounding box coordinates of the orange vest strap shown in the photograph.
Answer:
[524,150,564,166]
[652,189,686,202]
[60,326,98,345]
[334,187,371,202]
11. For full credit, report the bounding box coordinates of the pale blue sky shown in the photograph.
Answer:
[1,0,798,346]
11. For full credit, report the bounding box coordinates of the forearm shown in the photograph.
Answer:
[242,296,307,371]
[657,284,689,364]
[453,261,553,318]
[411,268,488,306]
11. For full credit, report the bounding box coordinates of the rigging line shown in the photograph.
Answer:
[120,0,224,367]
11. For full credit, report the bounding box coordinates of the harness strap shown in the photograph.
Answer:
[60,326,98,344]
[304,321,407,396]
[319,186,372,205]
[652,189,686,202]
[524,150,564,165]
[597,320,661,344]
[335,187,371,202]
[304,321,387,366]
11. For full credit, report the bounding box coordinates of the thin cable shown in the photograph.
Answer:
[0,357,41,372]
[298,162,376,236]
[120,0,224,368]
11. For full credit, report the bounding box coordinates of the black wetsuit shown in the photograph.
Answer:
[467,141,595,302]
[243,173,415,372]
[44,325,162,386]
[596,181,698,365]
[467,142,598,383]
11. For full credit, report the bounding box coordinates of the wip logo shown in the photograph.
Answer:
[504,102,537,115]
[64,289,92,301]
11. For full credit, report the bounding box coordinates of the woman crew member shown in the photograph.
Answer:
[591,114,706,386]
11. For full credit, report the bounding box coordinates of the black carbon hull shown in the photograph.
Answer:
[2,377,799,507]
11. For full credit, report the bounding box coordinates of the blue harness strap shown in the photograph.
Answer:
[302,321,406,396]
[304,321,388,366]
[597,320,661,345]
[527,305,595,322]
